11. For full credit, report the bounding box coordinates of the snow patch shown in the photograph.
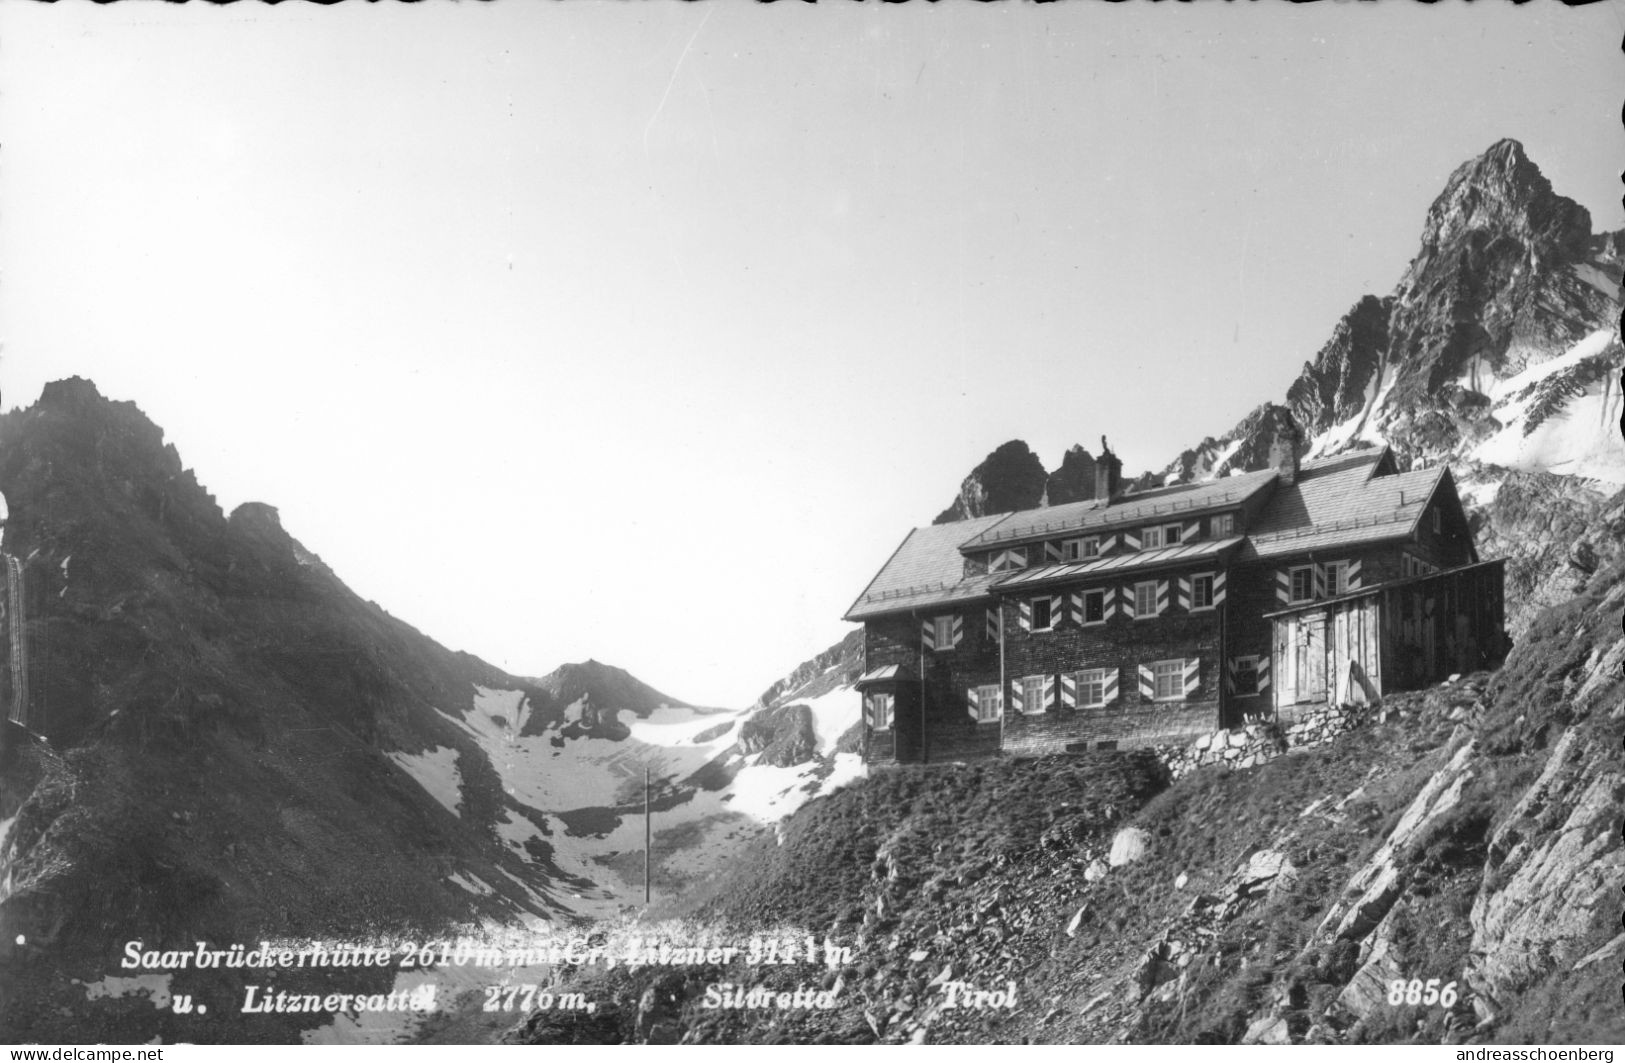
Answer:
[1489,328,1617,402]
[795,686,861,756]
[387,746,463,817]
[1474,388,1625,484]
[447,871,494,896]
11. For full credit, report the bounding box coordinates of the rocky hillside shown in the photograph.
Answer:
[509,488,1624,1045]
[0,380,860,1044]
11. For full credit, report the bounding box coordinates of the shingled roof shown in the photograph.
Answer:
[1240,449,1444,560]
[958,466,1279,551]
[847,445,1464,621]
[843,512,1008,621]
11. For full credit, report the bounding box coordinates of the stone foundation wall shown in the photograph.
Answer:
[1159,701,1373,779]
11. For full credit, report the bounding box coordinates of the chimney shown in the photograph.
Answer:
[1094,436,1123,500]
[1269,419,1302,486]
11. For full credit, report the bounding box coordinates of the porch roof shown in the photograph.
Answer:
[855,664,918,687]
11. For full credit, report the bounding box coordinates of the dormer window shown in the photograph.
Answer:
[1211,513,1236,537]
[1163,524,1182,546]
[1061,537,1101,562]
[1141,526,1164,549]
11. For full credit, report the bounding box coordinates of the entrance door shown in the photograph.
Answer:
[1288,610,1328,704]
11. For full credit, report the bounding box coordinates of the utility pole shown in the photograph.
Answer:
[644,766,652,906]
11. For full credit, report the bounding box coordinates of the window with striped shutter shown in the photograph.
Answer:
[1182,658,1200,698]
[1275,568,1292,605]
[1346,559,1362,590]
[1157,579,1170,615]
[1060,672,1076,709]
[921,618,937,651]
[1212,571,1228,605]
[1041,675,1056,712]
[985,607,1000,641]
[865,693,894,730]
[1177,575,1191,611]
[1018,599,1033,632]
[1137,664,1155,701]
[968,685,1003,722]
[1102,667,1120,705]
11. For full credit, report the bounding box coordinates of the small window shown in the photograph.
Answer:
[1077,668,1108,708]
[1211,513,1236,537]
[1191,573,1215,610]
[1323,561,1350,597]
[1153,659,1184,701]
[1030,597,1053,631]
[1141,526,1164,550]
[1432,509,1442,533]
[1289,565,1316,603]
[1081,588,1106,625]
[1231,656,1260,697]
[1163,524,1182,546]
[932,615,955,649]
[974,685,1003,722]
[1062,537,1101,562]
[1022,675,1048,713]
[1134,581,1159,618]
[867,692,895,730]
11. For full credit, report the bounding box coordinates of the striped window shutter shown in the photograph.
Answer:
[1224,657,1237,695]
[1314,564,1327,599]
[1346,559,1362,590]
[1018,600,1032,632]
[986,607,1000,641]
[1049,594,1064,626]
[949,615,964,648]
[1103,668,1120,705]
[1096,532,1114,554]
[864,694,874,726]
[1156,579,1170,615]
[1067,590,1083,625]
[1212,571,1228,605]
[1275,569,1291,605]
[1182,658,1200,698]
[1256,657,1272,693]
[1106,585,1121,620]
[1042,675,1056,711]
[1177,575,1191,611]
[1060,672,1077,709]
[1138,664,1155,701]
[1044,540,1063,563]
[1182,520,1200,542]
[921,619,937,651]
[966,687,980,721]
[1124,528,1142,551]
[1010,681,1025,715]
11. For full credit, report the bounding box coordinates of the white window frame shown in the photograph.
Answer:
[1288,564,1316,603]
[868,692,895,730]
[1323,561,1350,598]
[1231,656,1262,698]
[1152,659,1185,702]
[1141,526,1164,550]
[1077,668,1108,709]
[1133,580,1159,619]
[1020,674,1048,715]
[1190,572,1216,611]
[1080,588,1107,626]
[1029,596,1055,632]
[932,614,955,649]
[1162,523,1182,546]
[974,684,1003,723]
[1061,536,1101,562]
[1210,513,1236,538]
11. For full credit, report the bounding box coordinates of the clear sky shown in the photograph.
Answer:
[2,2,1620,707]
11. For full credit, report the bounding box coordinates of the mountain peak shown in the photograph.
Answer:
[932,440,1049,524]
[1415,139,1592,272]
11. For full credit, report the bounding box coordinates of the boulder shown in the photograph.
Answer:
[1108,827,1151,867]
[1083,858,1109,882]
[1242,1015,1291,1045]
